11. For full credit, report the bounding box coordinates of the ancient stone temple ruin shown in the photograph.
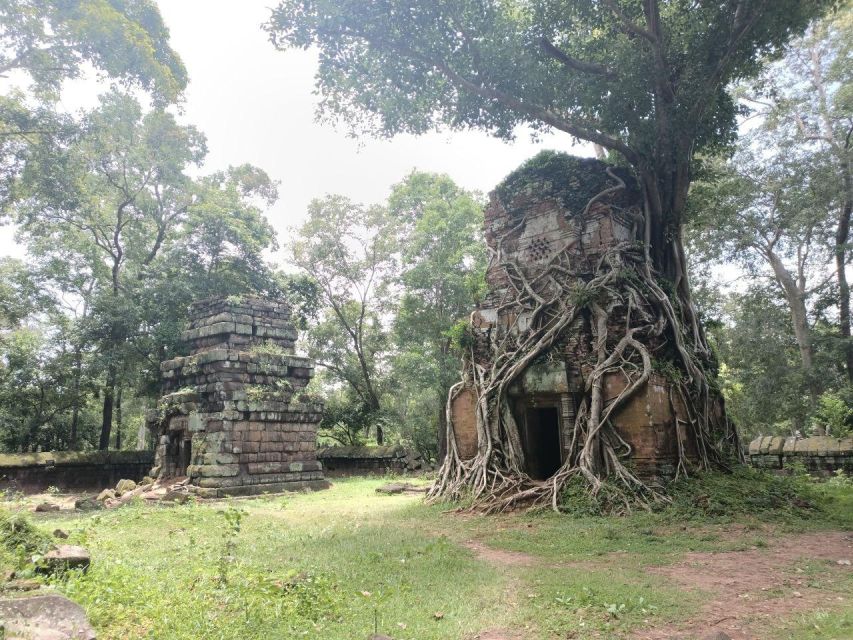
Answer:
[449,154,703,483]
[148,297,327,497]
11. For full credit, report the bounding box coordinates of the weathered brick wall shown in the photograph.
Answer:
[316,445,429,476]
[748,436,853,476]
[0,451,153,494]
[148,296,327,497]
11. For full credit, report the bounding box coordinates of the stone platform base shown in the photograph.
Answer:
[193,479,331,498]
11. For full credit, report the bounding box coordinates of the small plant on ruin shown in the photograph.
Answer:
[249,341,289,358]
[245,385,267,403]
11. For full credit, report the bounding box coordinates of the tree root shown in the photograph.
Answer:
[428,176,739,514]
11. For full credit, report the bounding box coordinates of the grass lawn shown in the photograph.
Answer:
[2,472,851,640]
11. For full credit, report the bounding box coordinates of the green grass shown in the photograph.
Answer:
[1,472,851,640]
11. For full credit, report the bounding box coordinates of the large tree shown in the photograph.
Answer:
[388,171,485,460]
[1,0,187,207]
[690,151,837,408]
[734,8,852,382]
[291,195,396,444]
[266,1,834,504]
[12,93,283,451]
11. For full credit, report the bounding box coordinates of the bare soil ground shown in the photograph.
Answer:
[466,530,852,640]
[637,531,852,639]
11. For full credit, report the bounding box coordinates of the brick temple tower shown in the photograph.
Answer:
[148,296,327,497]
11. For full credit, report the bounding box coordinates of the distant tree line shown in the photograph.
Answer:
[1,1,850,458]
[688,9,853,439]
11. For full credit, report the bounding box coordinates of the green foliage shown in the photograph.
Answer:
[249,341,289,358]
[827,468,852,488]
[0,0,187,102]
[216,506,246,585]
[814,390,853,436]
[557,475,645,517]
[318,393,378,447]
[447,320,474,352]
[0,508,50,555]
[704,286,826,438]
[266,0,828,163]
[495,151,637,216]
[651,358,683,384]
[663,467,823,522]
[1,90,283,452]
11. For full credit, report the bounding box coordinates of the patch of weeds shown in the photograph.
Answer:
[558,474,653,516]
[662,466,824,523]
[774,608,853,639]
[216,505,246,585]
[249,341,289,358]
[0,508,51,555]
[519,570,687,637]
[827,468,852,488]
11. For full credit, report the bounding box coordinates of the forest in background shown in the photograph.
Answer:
[0,1,851,458]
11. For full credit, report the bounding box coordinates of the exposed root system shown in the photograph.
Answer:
[428,173,740,513]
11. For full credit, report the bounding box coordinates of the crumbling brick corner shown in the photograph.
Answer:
[147,296,328,497]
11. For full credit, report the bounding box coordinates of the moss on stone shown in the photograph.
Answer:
[494,151,638,217]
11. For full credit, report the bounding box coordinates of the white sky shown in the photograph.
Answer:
[0,0,590,263]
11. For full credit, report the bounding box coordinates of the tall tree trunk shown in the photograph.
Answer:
[99,364,117,450]
[437,399,448,463]
[767,251,819,404]
[69,345,83,449]
[837,159,852,383]
[114,384,123,450]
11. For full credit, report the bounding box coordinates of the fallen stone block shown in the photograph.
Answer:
[73,498,101,512]
[0,594,95,639]
[38,545,91,574]
[114,479,137,495]
[375,482,428,495]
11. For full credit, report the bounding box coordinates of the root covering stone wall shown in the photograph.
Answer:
[0,451,153,493]
[148,296,327,497]
[448,156,702,483]
[749,436,853,476]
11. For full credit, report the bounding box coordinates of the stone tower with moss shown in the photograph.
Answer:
[148,297,327,497]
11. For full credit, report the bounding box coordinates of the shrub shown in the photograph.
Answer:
[0,508,51,554]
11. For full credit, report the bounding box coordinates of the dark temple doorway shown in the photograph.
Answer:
[524,407,562,480]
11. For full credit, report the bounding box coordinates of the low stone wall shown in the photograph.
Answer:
[748,436,853,476]
[316,445,429,476]
[0,451,154,494]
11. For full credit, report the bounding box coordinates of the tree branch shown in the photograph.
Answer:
[538,37,615,78]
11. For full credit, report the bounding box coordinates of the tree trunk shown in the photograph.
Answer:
[114,384,123,450]
[837,161,852,383]
[69,345,83,449]
[99,364,116,450]
[766,251,819,404]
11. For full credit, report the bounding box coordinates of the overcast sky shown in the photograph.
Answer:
[0,0,591,264]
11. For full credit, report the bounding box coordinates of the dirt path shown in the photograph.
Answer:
[463,530,852,640]
[635,530,852,640]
